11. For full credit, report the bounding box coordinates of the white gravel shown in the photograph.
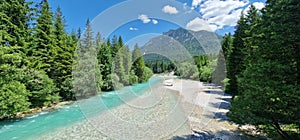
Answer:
[38,78,252,140]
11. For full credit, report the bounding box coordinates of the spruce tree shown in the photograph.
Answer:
[213,34,232,86]
[226,14,248,98]
[98,42,113,91]
[73,19,102,98]
[31,0,56,74]
[121,45,132,85]
[52,7,76,100]
[132,44,147,82]
[228,0,300,138]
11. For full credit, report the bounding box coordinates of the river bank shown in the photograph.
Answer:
[2,77,265,140]
[0,101,74,121]
[37,78,260,140]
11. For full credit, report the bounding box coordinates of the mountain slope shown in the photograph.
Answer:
[141,28,222,62]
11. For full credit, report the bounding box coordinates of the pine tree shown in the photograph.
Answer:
[73,19,102,98]
[52,7,76,100]
[0,44,31,117]
[243,5,261,65]
[226,14,248,98]
[111,35,118,57]
[0,0,30,48]
[132,44,149,82]
[228,0,300,138]
[112,50,125,87]
[122,45,132,85]
[98,42,113,91]
[30,0,56,74]
[213,33,232,86]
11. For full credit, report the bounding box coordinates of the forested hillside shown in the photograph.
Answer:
[213,1,300,139]
[0,0,152,118]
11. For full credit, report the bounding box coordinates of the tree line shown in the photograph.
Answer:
[144,53,213,83]
[214,1,300,139]
[0,0,152,118]
[73,21,153,98]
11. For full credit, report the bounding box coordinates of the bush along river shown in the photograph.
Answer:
[0,78,163,140]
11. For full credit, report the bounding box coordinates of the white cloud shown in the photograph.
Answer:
[244,2,265,14]
[208,9,243,29]
[198,0,249,30]
[152,19,158,24]
[162,5,179,14]
[138,14,151,23]
[253,2,265,10]
[129,27,138,31]
[186,17,216,31]
[192,0,202,7]
[209,24,218,32]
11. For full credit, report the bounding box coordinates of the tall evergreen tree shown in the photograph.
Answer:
[132,44,147,82]
[0,0,30,48]
[228,1,300,139]
[0,42,31,117]
[112,50,125,87]
[73,19,102,98]
[213,34,232,86]
[226,14,248,98]
[121,45,132,85]
[52,7,76,100]
[30,0,56,74]
[243,5,261,65]
[98,42,113,91]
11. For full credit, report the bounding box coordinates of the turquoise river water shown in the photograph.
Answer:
[0,78,163,140]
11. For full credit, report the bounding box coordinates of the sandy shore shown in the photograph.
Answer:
[38,78,253,140]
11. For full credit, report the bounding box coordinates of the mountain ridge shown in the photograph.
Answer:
[141,28,222,62]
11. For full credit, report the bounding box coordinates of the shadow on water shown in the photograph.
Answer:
[170,129,267,140]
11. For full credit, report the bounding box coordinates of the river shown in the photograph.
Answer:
[0,78,163,140]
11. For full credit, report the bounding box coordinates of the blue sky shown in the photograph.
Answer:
[47,0,266,48]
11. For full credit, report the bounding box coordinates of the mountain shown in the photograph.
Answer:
[141,28,222,62]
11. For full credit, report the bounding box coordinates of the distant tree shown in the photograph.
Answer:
[112,49,125,87]
[98,42,113,91]
[212,33,232,86]
[120,45,132,85]
[73,19,102,98]
[110,35,118,57]
[132,44,146,82]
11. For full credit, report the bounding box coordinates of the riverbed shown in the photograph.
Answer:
[1,77,249,140]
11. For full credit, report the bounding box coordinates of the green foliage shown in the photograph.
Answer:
[228,1,300,139]
[73,20,102,98]
[52,7,76,100]
[142,67,154,82]
[0,81,30,117]
[98,42,113,91]
[21,68,59,107]
[175,62,199,80]
[226,14,248,96]
[129,70,139,85]
[30,0,56,74]
[199,66,212,83]
[132,44,146,82]
[228,60,300,139]
[0,0,30,48]
[0,0,154,117]
[110,73,122,90]
[73,47,100,98]
[112,51,125,86]
[212,33,232,86]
